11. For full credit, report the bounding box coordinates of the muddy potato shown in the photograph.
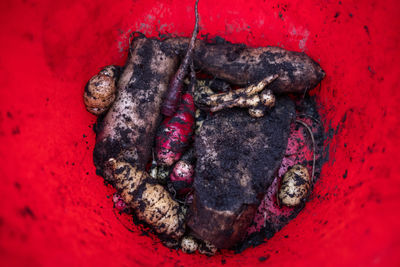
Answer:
[181,236,199,254]
[93,36,180,181]
[278,165,310,207]
[260,89,276,107]
[188,97,295,248]
[248,90,276,118]
[84,65,120,115]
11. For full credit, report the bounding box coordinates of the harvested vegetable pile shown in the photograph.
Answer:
[84,0,326,255]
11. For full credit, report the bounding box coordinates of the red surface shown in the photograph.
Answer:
[0,0,399,266]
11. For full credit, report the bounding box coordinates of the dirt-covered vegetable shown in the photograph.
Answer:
[278,164,310,207]
[188,97,295,248]
[93,36,179,182]
[194,76,277,117]
[110,159,186,239]
[156,93,195,167]
[84,65,121,115]
[170,148,195,195]
[181,236,199,254]
[166,37,325,95]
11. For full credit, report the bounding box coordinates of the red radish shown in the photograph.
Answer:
[156,93,195,166]
[161,0,199,116]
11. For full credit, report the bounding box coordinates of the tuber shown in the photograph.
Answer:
[188,97,295,248]
[93,36,179,182]
[181,236,199,254]
[170,148,195,196]
[166,37,325,95]
[84,65,121,115]
[111,159,186,239]
[247,89,276,117]
[156,93,195,166]
[278,164,310,207]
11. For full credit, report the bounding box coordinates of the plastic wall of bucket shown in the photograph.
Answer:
[0,0,399,266]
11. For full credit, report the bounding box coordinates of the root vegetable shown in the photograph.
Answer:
[181,236,199,254]
[93,36,179,182]
[196,75,277,117]
[171,161,194,184]
[156,93,195,166]
[84,65,121,115]
[278,164,310,207]
[260,89,276,107]
[202,75,277,107]
[170,149,195,195]
[166,37,325,94]
[247,89,276,118]
[161,0,200,116]
[188,97,295,248]
[111,159,186,239]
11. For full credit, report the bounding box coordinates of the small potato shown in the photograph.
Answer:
[84,66,120,115]
[260,89,276,108]
[181,236,198,254]
[278,165,310,207]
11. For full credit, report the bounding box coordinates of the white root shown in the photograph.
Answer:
[84,66,119,115]
[181,236,199,254]
[203,75,278,106]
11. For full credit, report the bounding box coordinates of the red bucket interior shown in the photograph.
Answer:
[1,0,399,266]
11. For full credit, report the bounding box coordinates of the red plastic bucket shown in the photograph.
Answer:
[0,0,399,266]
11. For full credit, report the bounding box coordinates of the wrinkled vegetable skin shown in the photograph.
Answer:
[166,38,325,94]
[112,161,185,239]
[93,36,179,180]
